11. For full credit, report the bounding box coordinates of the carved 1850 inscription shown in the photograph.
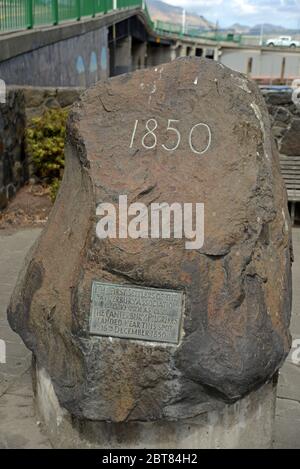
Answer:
[89,281,184,344]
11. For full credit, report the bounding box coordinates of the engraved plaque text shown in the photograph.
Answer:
[89,281,184,344]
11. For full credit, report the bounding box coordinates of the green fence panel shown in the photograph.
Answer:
[143,3,154,29]
[57,0,76,22]
[33,0,53,27]
[155,19,182,35]
[0,1,27,32]
[117,0,141,9]
[105,0,114,13]
[102,0,113,13]
[80,0,91,18]
[51,0,59,25]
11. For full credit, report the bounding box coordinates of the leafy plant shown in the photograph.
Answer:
[26,109,68,201]
[49,178,61,203]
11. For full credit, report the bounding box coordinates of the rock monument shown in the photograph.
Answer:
[8,57,292,448]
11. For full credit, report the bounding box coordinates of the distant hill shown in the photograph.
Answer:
[229,23,251,34]
[250,24,291,35]
[146,0,214,31]
[146,1,298,37]
[229,22,299,36]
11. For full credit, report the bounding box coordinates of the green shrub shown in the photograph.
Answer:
[26,108,68,201]
[49,178,61,203]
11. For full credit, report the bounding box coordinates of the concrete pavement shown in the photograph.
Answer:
[0,227,299,448]
[0,229,40,396]
[274,228,300,449]
[0,228,50,448]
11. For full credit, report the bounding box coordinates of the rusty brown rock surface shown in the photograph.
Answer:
[280,118,300,156]
[8,58,292,422]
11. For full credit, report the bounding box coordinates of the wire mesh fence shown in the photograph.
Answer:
[0,0,141,33]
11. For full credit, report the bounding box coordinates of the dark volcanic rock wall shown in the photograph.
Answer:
[262,89,300,156]
[0,86,84,211]
[0,89,27,210]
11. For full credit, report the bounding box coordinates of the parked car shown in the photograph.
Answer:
[266,36,300,47]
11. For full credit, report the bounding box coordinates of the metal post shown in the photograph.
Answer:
[291,202,296,226]
[52,0,59,26]
[76,0,81,21]
[92,0,96,17]
[259,23,264,47]
[112,23,117,76]
[181,8,186,36]
[26,0,34,29]
[0,79,6,104]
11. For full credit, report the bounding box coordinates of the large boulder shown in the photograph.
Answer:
[8,58,292,422]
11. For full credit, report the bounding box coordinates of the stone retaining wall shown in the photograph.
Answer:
[0,89,26,210]
[0,87,83,210]
[21,86,83,120]
[262,89,300,156]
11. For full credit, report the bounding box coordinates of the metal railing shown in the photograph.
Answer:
[0,0,135,32]
[0,1,241,45]
[155,19,182,35]
[155,19,242,43]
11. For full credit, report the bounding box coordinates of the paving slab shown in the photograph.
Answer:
[0,370,51,449]
[0,228,41,395]
[0,228,50,448]
[274,398,300,449]
[274,228,300,449]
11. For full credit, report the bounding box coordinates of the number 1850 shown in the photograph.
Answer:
[129,118,212,155]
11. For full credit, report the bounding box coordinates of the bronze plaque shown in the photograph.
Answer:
[89,281,184,344]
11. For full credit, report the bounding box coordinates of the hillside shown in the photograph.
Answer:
[145,1,297,37]
[229,23,299,36]
[146,0,214,31]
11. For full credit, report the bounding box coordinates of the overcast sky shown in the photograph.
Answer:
[164,0,300,28]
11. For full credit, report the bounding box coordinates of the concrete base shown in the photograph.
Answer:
[34,364,277,449]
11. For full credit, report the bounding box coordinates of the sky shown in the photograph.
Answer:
[164,0,300,28]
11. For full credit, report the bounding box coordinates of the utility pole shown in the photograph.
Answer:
[215,19,219,40]
[182,9,186,35]
[260,23,264,47]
